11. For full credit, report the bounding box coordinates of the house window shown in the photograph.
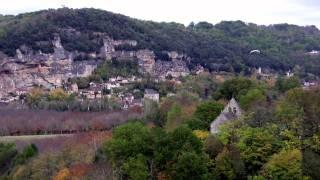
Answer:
[233,107,237,114]
[228,107,232,113]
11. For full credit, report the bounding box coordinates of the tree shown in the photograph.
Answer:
[104,122,152,163]
[123,154,148,180]
[204,135,224,159]
[53,168,71,180]
[193,130,210,141]
[239,88,266,110]
[302,149,320,179]
[14,144,38,165]
[275,77,300,93]
[194,101,224,130]
[103,123,205,179]
[168,126,203,155]
[165,103,183,131]
[275,88,320,136]
[169,151,211,180]
[214,145,246,180]
[48,88,69,101]
[75,77,90,89]
[236,126,282,174]
[26,88,44,109]
[185,117,208,130]
[215,78,255,100]
[262,149,305,179]
[0,143,17,172]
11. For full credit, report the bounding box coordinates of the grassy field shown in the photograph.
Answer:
[0,132,111,153]
[0,134,72,143]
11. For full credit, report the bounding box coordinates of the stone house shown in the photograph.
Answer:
[144,89,160,103]
[210,98,243,134]
[15,87,29,96]
[65,83,78,94]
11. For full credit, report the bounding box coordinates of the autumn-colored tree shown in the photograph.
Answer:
[53,168,71,180]
[48,88,70,101]
[26,87,44,109]
[193,130,210,141]
[262,149,305,179]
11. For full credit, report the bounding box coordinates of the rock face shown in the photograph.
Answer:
[0,36,101,98]
[0,34,192,98]
[100,36,138,60]
[52,35,67,60]
[136,50,156,74]
[154,60,189,79]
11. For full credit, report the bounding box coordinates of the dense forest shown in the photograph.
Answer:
[1,8,320,77]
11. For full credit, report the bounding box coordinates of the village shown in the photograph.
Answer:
[0,34,319,109]
[0,74,163,110]
[0,34,191,106]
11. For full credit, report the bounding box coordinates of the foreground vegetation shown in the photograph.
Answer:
[1,75,319,179]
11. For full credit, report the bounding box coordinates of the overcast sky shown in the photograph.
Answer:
[0,0,320,27]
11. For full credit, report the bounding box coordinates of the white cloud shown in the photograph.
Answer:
[0,0,319,27]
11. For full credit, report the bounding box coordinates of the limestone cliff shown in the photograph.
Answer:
[0,35,191,99]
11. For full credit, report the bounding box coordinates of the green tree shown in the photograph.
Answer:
[74,77,90,89]
[236,126,282,174]
[239,88,266,110]
[168,126,203,155]
[204,135,224,159]
[0,143,17,172]
[275,77,300,93]
[275,88,314,136]
[214,145,246,180]
[14,144,38,165]
[194,101,224,129]
[165,103,183,132]
[302,149,320,179]
[262,149,305,179]
[123,154,148,180]
[104,122,152,163]
[215,78,255,100]
[169,151,211,180]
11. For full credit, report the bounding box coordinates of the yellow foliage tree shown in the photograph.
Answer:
[48,88,69,101]
[193,130,210,140]
[53,168,71,180]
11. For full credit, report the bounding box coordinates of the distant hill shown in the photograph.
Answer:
[1,8,320,77]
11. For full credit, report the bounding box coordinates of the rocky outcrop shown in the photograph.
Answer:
[167,51,190,61]
[100,36,138,60]
[52,35,67,60]
[136,50,156,74]
[0,34,192,98]
[0,35,102,98]
[154,59,190,79]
